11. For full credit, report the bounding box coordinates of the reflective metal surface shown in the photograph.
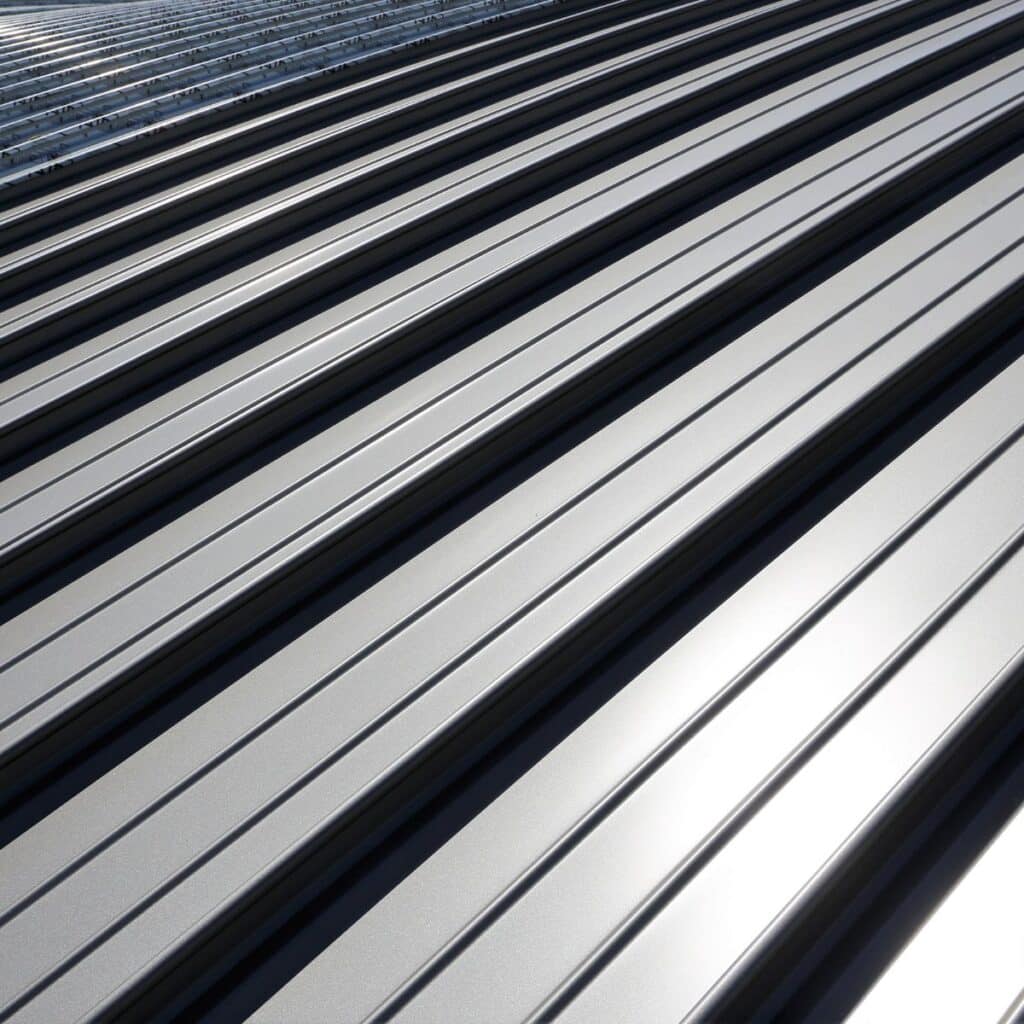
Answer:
[1,0,1023,1020]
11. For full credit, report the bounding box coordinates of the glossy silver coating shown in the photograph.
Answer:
[2,0,1024,1021]
[849,794,1024,1022]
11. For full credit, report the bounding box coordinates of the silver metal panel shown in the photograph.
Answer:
[848,799,1024,1023]
[2,0,1024,1020]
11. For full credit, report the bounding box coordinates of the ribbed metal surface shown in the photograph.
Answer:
[2,0,1024,1020]
[0,0,562,180]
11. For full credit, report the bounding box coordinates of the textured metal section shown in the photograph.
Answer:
[1,0,1024,1021]
[0,0,563,182]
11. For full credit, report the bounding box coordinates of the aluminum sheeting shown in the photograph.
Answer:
[1,0,1023,1020]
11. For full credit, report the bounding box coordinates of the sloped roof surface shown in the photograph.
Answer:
[1,0,1024,1020]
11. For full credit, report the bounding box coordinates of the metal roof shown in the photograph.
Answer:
[1,0,1024,1020]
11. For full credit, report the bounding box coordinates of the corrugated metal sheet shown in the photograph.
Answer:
[0,0,564,181]
[1,0,1024,1020]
